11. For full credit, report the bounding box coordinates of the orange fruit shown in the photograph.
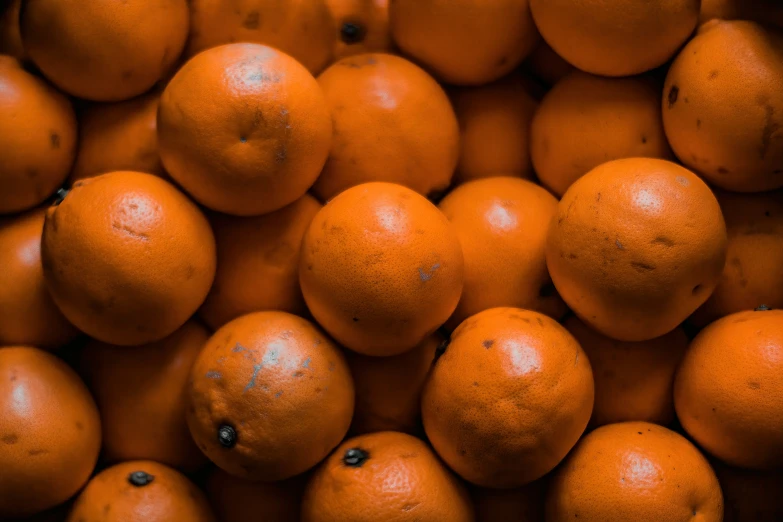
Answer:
[523,40,574,86]
[663,21,783,192]
[205,468,304,522]
[312,53,459,201]
[300,182,464,356]
[389,0,539,85]
[186,0,336,75]
[20,0,188,101]
[78,320,209,472]
[0,0,24,60]
[713,462,783,522]
[530,0,700,76]
[546,422,723,522]
[471,479,546,522]
[439,177,565,328]
[70,92,165,183]
[301,431,475,522]
[41,171,216,346]
[158,43,332,216]
[199,194,321,331]
[546,158,728,342]
[564,316,688,427]
[530,71,673,197]
[0,208,78,349]
[422,307,594,488]
[66,460,215,522]
[0,56,76,215]
[700,0,783,29]
[0,346,101,518]
[674,307,783,469]
[327,0,392,60]
[450,73,539,183]
[186,311,354,481]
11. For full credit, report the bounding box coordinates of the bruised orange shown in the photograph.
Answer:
[205,468,304,522]
[327,0,392,60]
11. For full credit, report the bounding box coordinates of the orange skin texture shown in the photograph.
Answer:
[470,479,546,522]
[70,92,165,183]
[299,182,464,356]
[530,0,699,76]
[422,307,594,488]
[187,311,355,481]
[0,347,101,518]
[713,463,783,522]
[663,21,783,192]
[205,468,304,522]
[531,71,673,197]
[78,320,209,472]
[158,43,332,216]
[199,195,322,331]
[674,309,783,469]
[523,40,574,86]
[564,316,688,428]
[546,422,723,522]
[0,56,76,215]
[66,461,215,522]
[313,53,459,202]
[389,0,539,85]
[439,177,566,329]
[20,0,188,101]
[301,431,475,522]
[328,0,392,60]
[0,0,25,60]
[41,171,216,346]
[546,158,728,342]
[0,208,78,349]
[700,0,783,29]
[690,189,783,327]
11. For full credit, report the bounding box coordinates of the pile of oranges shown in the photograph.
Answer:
[1,0,782,521]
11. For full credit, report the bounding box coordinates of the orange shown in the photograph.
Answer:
[389,0,539,85]
[675,307,783,469]
[158,43,332,216]
[66,460,215,522]
[422,307,594,488]
[531,71,673,197]
[20,0,188,101]
[530,0,700,76]
[301,431,475,522]
[713,462,783,522]
[41,171,216,346]
[546,422,723,521]
[439,177,565,328]
[205,468,304,522]
[327,0,392,60]
[79,320,209,472]
[471,479,546,522]
[523,40,574,86]
[186,0,336,75]
[700,0,783,29]
[0,56,76,215]
[0,0,24,60]
[299,182,464,356]
[0,208,78,349]
[663,20,783,192]
[186,311,354,481]
[450,73,539,182]
[312,53,459,202]
[546,158,728,342]
[199,195,321,331]
[0,346,101,518]
[564,316,688,427]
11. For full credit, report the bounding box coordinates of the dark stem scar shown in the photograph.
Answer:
[667,85,679,108]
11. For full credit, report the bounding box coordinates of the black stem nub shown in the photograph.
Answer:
[342,447,369,467]
[755,304,771,311]
[128,471,154,487]
[218,424,237,448]
[340,22,366,44]
[53,188,69,206]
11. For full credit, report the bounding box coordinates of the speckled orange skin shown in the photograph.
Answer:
[79,320,209,472]
[66,461,215,522]
[0,0,25,60]
[390,0,538,85]
[564,316,687,428]
[158,43,332,216]
[0,56,76,215]
[675,309,783,469]
[328,0,392,60]
[20,0,188,101]
[700,0,783,29]
[186,0,336,75]
[205,468,304,522]
[302,431,475,522]
[523,40,574,86]
[313,53,458,202]
[0,347,101,518]
[187,311,354,481]
[471,479,546,522]
[199,195,321,331]
[41,171,216,346]
[530,0,699,76]
[546,422,723,522]
[0,209,78,349]
[422,307,594,488]
[714,462,783,522]
[531,71,673,197]
[546,158,728,342]
[300,182,464,356]
[663,21,783,193]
